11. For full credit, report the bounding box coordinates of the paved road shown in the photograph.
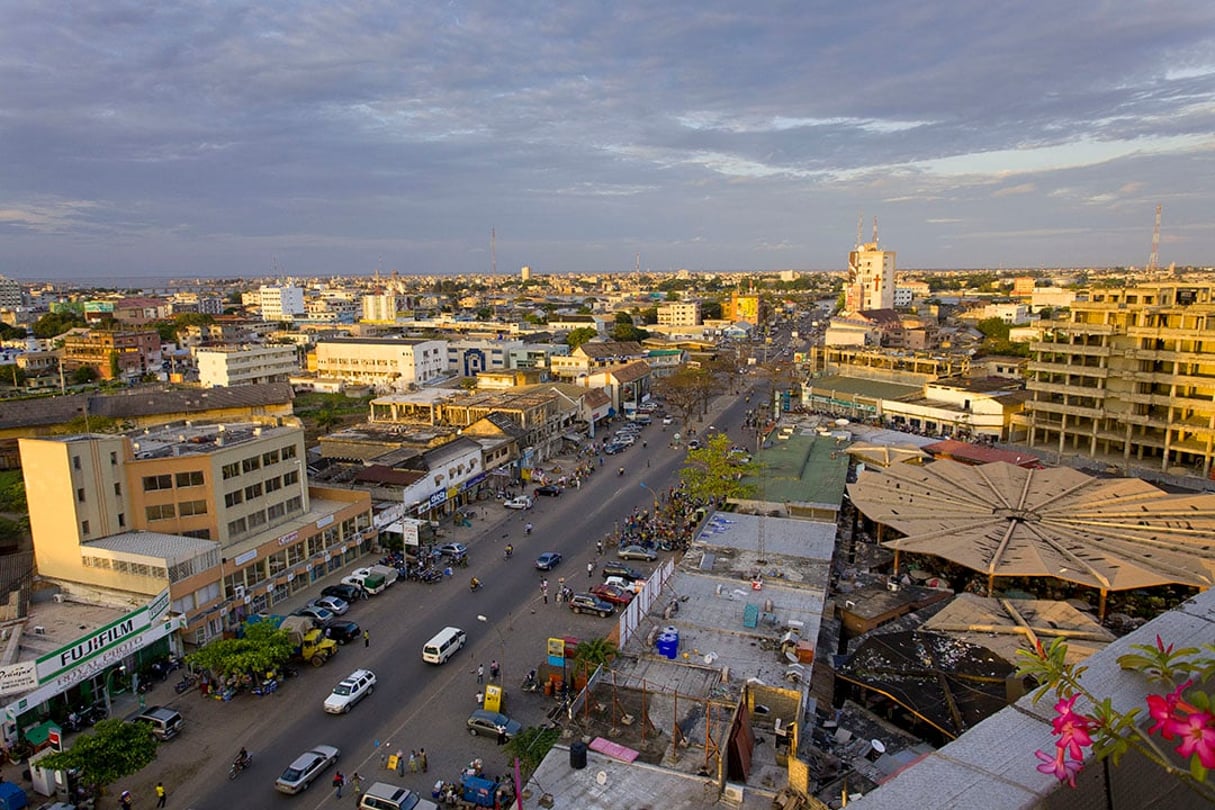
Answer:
[34,388,762,809]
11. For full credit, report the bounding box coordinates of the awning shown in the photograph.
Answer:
[562,433,584,443]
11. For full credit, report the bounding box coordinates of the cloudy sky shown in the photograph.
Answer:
[2,1,1214,282]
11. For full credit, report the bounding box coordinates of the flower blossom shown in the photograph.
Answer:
[1169,709,1215,770]
[1050,695,1094,760]
[1035,748,1083,787]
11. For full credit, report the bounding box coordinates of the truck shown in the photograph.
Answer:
[365,564,399,588]
[343,570,387,596]
[280,616,339,668]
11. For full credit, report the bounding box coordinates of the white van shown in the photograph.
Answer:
[422,626,466,664]
[359,782,438,810]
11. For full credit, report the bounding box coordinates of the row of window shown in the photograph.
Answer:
[226,495,303,539]
[142,471,205,492]
[221,444,298,480]
[222,470,297,506]
[145,499,208,521]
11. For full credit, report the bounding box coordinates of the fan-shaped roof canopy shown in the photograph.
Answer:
[847,460,1215,593]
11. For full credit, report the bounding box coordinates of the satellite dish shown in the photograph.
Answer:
[595,771,608,786]
[871,739,886,754]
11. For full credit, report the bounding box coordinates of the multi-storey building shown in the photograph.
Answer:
[0,276,23,310]
[447,338,525,376]
[60,328,162,381]
[314,337,447,390]
[723,292,760,325]
[1017,282,1215,475]
[549,341,647,380]
[362,293,399,323]
[657,302,700,327]
[197,344,300,388]
[112,297,172,326]
[258,285,305,322]
[846,242,896,313]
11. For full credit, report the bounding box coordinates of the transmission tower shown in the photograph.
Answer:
[1147,204,1162,272]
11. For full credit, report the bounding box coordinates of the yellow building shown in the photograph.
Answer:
[20,422,374,645]
[724,292,760,325]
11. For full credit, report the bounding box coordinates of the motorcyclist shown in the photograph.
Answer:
[470,577,482,591]
[524,522,533,535]
[505,544,514,558]
[618,466,625,476]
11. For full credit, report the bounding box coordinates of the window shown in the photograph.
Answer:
[283,469,299,486]
[142,474,173,492]
[81,520,90,535]
[282,444,297,460]
[73,456,81,470]
[224,490,244,508]
[267,502,286,520]
[76,488,86,503]
[117,512,125,528]
[114,482,122,496]
[222,462,240,480]
[247,510,267,529]
[179,500,208,517]
[241,456,261,474]
[145,504,176,521]
[184,528,212,540]
[244,482,263,500]
[286,496,302,513]
[227,517,247,536]
[176,470,204,488]
[265,476,283,493]
[262,450,280,466]
[110,451,118,466]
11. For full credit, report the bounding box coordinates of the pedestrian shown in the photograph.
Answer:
[476,663,484,683]
[490,660,500,680]
[351,772,363,798]
[587,561,594,578]
[496,724,508,746]
[409,750,419,773]
[396,748,405,777]
[363,630,370,648]
[156,781,167,808]
[419,748,429,773]
[120,790,133,810]
[333,771,345,798]
[596,539,603,555]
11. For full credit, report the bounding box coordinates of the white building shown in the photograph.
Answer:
[257,285,306,322]
[0,277,24,310]
[657,302,700,327]
[197,344,300,388]
[892,287,914,308]
[446,338,525,376]
[362,294,399,323]
[315,337,447,390]
[846,243,895,313]
[978,302,1030,326]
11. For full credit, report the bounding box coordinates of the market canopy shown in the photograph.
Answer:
[845,441,929,468]
[846,460,1215,599]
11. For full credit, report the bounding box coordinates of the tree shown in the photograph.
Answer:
[505,726,560,777]
[37,718,159,794]
[679,433,759,503]
[313,408,342,433]
[653,365,715,424]
[186,620,295,679]
[701,300,723,320]
[976,317,1011,341]
[71,366,99,385]
[565,327,598,351]
[572,636,618,678]
[610,322,648,342]
[32,311,85,339]
[0,323,26,341]
[458,376,479,392]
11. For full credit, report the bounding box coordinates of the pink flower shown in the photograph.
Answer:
[1051,695,1094,759]
[1146,680,1191,740]
[1169,710,1215,770]
[1035,748,1083,787]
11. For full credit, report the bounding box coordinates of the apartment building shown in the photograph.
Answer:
[447,338,525,376]
[19,423,374,642]
[197,344,300,388]
[0,277,23,310]
[657,301,700,327]
[1018,282,1215,475]
[723,292,760,325]
[314,337,447,390]
[549,340,647,380]
[846,242,896,313]
[60,328,162,381]
[258,284,306,322]
[362,293,399,322]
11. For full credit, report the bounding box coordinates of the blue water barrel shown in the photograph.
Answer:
[656,633,678,659]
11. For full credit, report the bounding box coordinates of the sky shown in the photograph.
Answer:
[2,1,1214,283]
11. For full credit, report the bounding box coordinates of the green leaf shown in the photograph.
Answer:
[1191,753,1208,783]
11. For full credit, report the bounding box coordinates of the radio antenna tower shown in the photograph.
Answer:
[856,214,863,248]
[491,227,497,278]
[872,216,879,247]
[1147,204,1162,272]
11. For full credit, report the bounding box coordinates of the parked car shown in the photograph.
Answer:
[503,495,534,510]
[467,709,522,739]
[323,619,362,645]
[309,596,349,616]
[603,443,627,455]
[589,583,635,605]
[613,435,636,446]
[535,552,563,571]
[687,439,702,450]
[293,605,336,624]
[662,416,674,426]
[533,485,562,497]
[617,545,658,562]
[322,584,364,603]
[601,561,646,581]
[323,669,377,714]
[438,542,469,559]
[274,744,341,794]
[568,593,615,618]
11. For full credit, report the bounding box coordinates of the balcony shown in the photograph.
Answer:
[1025,400,1104,419]
[1029,342,1111,357]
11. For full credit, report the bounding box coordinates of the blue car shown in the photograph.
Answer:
[535,552,563,571]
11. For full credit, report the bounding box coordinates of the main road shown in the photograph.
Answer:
[175,387,760,809]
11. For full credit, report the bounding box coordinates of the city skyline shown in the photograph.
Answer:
[2,1,1214,281]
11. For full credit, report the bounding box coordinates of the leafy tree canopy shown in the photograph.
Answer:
[701,301,723,320]
[0,323,27,341]
[186,620,294,679]
[71,366,99,385]
[975,317,1011,340]
[565,327,599,351]
[652,365,713,423]
[32,312,85,339]
[679,432,759,503]
[38,718,158,790]
[610,322,648,342]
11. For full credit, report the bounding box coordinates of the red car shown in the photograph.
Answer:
[589,583,635,605]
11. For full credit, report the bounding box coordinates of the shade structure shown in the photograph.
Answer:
[836,630,1015,740]
[846,460,1215,596]
[845,441,928,468]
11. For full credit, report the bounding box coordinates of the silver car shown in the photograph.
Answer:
[275,744,340,794]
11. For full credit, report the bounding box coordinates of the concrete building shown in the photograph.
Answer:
[0,277,24,310]
[196,344,300,388]
[1016,281,1215,476]
[723,291,760,324]
[361,293,399,323]
[520,265,532,281]
[314,337,447,391]
[657,301,701,327]
[257,284,305,322]
[549,340,647,380]
[446,338,525,376]
[60,328,162,381]
[846,242,896,313]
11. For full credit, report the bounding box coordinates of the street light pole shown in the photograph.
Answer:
[639,481,660,512]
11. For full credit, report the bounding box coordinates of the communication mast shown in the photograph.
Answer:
[491,227,497,277]
[872,216,879,247]
[856,214,863,248]
[1147,204,1162,272]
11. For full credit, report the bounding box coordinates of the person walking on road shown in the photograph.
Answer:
[587,561,594,578]
[351,772,363,799]
[476,663,484,683]
[120,790,133,810]
[490,660,500,680]
[363,630,370,647]
[419,748,429,773]
[396,749,405,777]
[332,771,345,799]
[156,781,167,808]
[409,750,419,773]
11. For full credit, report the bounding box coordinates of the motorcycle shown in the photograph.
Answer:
[229,751,253,780]
[174,672,199,694]
[251,678,278,696]
[504,545,514,560]
[470,578,483,592]
[618,467,625,476]
[521,671,541,693]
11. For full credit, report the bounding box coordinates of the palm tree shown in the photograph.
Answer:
[572,637,617,680]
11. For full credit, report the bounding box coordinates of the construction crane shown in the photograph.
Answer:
[1147,204,1162,272]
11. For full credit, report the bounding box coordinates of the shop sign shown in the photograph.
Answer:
[0,663,37,698]
[427,490,446,509]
